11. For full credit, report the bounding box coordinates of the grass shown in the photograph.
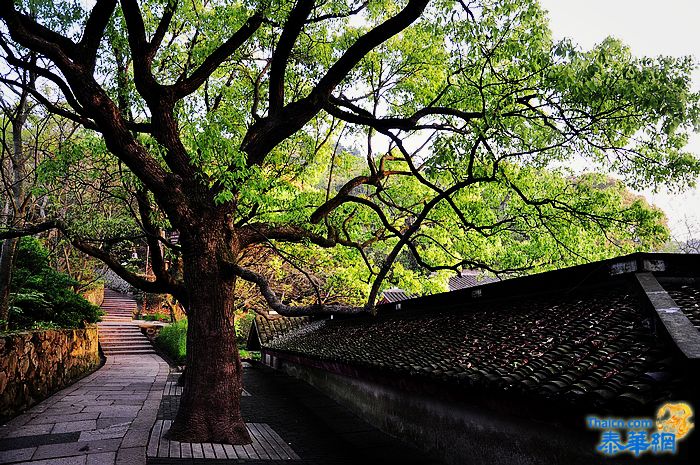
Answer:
[154,318,260,365]
[155,319,188,364]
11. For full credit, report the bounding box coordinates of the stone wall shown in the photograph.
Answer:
[272,356,596,465]
[97,267,134,294]
[81,283,105,307]
[0,325,100,419]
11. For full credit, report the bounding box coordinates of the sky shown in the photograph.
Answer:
[539,0,700,241]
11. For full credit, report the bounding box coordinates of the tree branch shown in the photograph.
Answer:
[0,218,185,296]
[0,219,60,239]
[325,95,484,131]
[268,0,315,115]
[238,223,338,248]
[241,0,429,164]
[231,263,367,316]
[170,13,263,99]
[79,0,117,70]
[147,0,178,60]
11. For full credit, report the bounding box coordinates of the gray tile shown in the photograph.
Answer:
[0,447,36,463]
[20,456,87,465]
[41,408,85,417]
[52,420,98,434]
[32,439,122,460]
[82,406,141,417]
[95,418,132,430]
[3,424,54,438]
[109,399,144,407]
[78,423,130,442]
[28,413,100,425]
[86,451,116,465]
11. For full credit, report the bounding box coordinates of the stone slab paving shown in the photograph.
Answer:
[0,354,168,465]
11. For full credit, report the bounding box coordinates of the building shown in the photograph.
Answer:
[247,253,699,464]
[376,287,412,305]
[448,269,500,291]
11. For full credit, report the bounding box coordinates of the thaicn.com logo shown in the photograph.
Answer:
[587,402,694,457]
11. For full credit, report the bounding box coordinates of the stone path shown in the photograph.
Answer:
[0,355,168,465]
[0,292,168,465]
[99,290,155,356]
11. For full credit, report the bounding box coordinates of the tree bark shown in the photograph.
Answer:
[0,237,19,327]
[0,82,31,328]
[165,218,251,444]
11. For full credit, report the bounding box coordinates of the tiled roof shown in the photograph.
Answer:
[448,272,500,291]
[261,283,687,412]
[664,283,700,329]
[249,315,311,347]
[378,288,411,303]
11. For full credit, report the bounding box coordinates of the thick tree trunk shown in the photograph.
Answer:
[0,237,19,327]
[164,223,251,444]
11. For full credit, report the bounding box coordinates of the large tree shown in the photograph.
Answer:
[1,0,698,444]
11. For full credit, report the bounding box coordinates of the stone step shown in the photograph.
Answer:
[99,337,148,343]
[100,339,149,344]
[103,348,156,355]
[99,333,145,339]
[100,339,151,346]
[98,322,141,328]
[98,329,142,333]
[98,331,144,335]
[97,324,139,331]
[101,344,154,351]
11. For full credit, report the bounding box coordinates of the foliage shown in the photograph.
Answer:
[8,237,102,330]
[238,349,261,362]
[155,319,188,364]
[156,318,259,364]
[234,311,255,341]
[2,0,699,306]
[142,312,170,322]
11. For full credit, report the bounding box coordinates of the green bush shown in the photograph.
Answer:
[234,311,255,341]
[142,312,169,322]
[155,319,188,364]
[8,237,102,330]
[155,317,260,364]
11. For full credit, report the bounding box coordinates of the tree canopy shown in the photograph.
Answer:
[1,0,698,444]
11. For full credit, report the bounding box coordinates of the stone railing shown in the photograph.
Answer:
[0,325,100,419]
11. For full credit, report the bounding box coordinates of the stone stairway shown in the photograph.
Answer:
[98,289,156,355]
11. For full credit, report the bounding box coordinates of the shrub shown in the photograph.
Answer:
[8,237,102,330]
[142,312,169,322]
[234,311,255,341]
[155,319,187,364]
[155,317,260,364]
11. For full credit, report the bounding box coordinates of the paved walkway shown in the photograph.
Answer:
[0,354,168,465]
[0,292,168,465]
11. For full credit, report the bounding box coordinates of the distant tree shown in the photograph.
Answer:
[0,48,83,326]
[664,217,700,254]
[1,0,698,444]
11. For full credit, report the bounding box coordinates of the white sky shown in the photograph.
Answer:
[540,0,700,241]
